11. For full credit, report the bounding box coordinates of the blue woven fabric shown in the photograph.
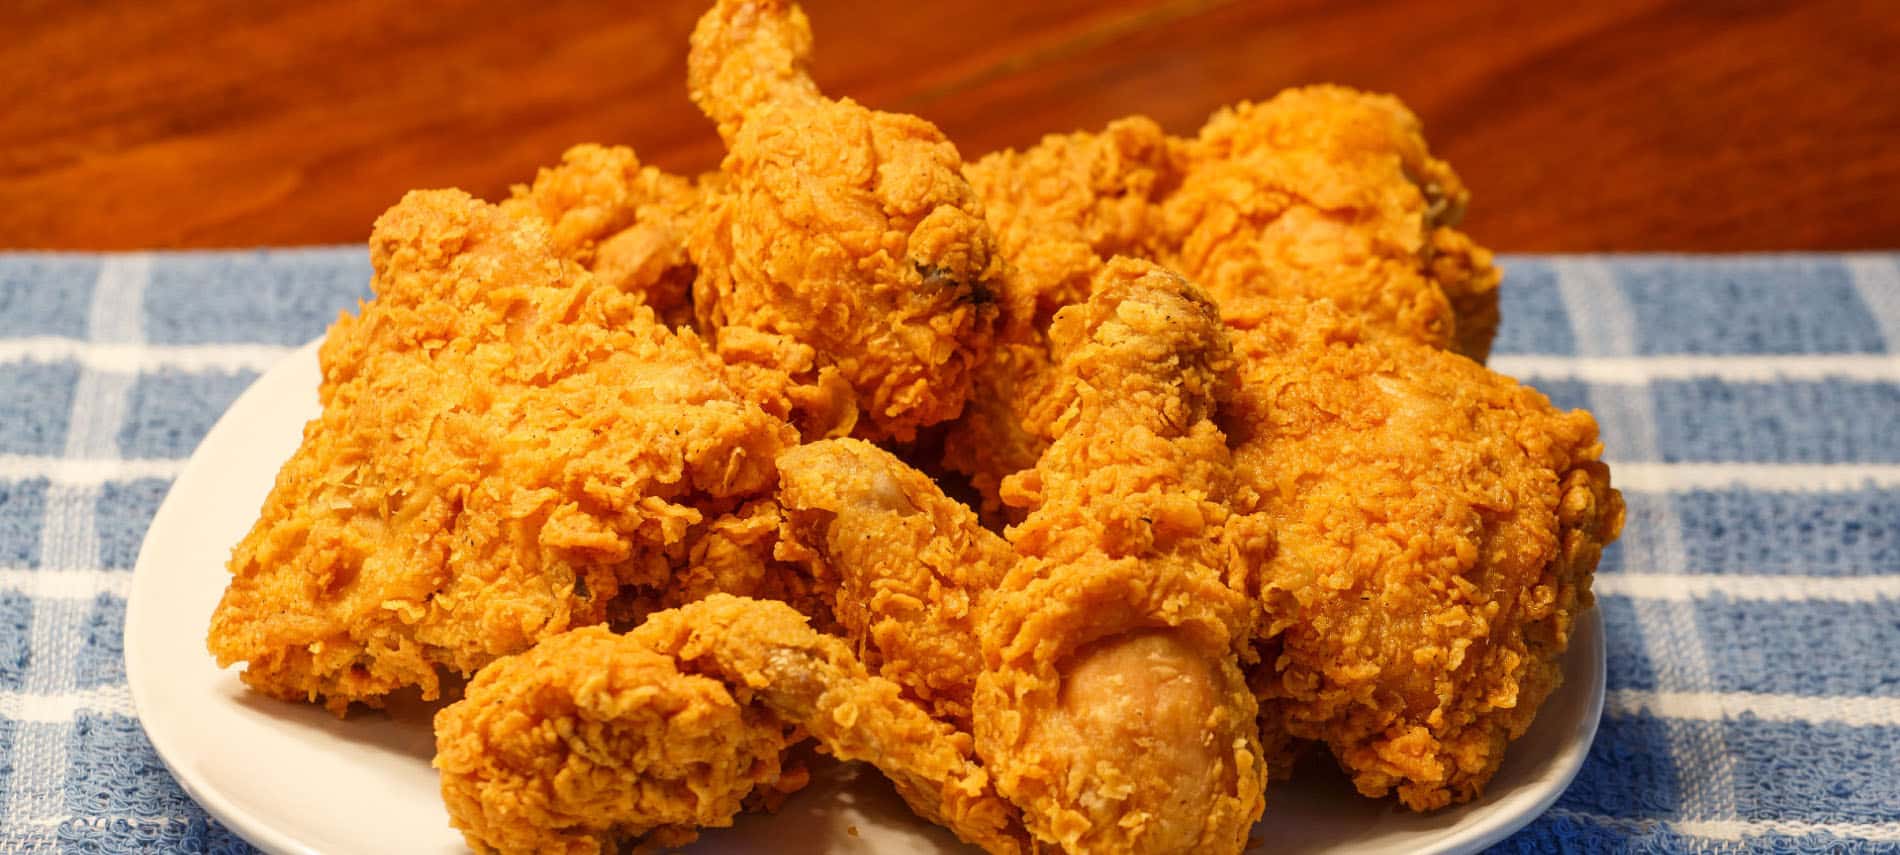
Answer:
[0,248,1897,853]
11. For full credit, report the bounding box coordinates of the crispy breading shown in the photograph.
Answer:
[1164,86,1500,360]
[434,623,799,854]
[964,116,1183,341]
[436,596,1027,854]
[775,438,1014,731]
[943,87,1499,515]
[1224,296,1622,810]
[499,143,702,326]
[685,0,1001,442]
[206,189,796,714]
[977,259,1272,854]
[944,118,1181,519]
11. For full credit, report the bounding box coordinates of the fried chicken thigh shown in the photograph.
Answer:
[685,0,1001,441]
[1224,296,1623,810]
[206,190,797,713]
[436,595,1025,854]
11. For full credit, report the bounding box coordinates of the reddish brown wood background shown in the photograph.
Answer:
[4,0,1896,251]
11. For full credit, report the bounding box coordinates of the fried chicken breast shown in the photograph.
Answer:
[206,189,797,713]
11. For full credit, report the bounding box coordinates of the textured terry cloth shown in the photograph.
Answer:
[1,249,1898,854]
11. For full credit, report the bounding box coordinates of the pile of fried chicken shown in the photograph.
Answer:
[204,1,1625,852]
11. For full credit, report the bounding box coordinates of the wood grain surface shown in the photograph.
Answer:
[4,0,1896,251]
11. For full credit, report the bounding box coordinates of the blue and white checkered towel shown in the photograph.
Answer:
[1,249,1896,853]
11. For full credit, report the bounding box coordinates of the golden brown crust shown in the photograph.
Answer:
[499,143,703,326]
[1225,296,1622,810]
[943,88,1501,517]
[610,499,838,632]
[434,624,799,854]
[963,116,1184,341]
[206,190,796,714]
[977,260,1271,854]
[685,0,1001,442]
[938,338,1059,524]
[942,118,1182,520]
[436,596,1027,855]
[775,438,1014,730]
[1163,86,1501,361]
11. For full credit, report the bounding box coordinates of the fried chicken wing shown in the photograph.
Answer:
[436,595,1026,854]
[1163,86,1500,360]
[775,438,1014,731]
[977,259,1272,853]
[685,0,1001,441]
[1223,296,1622,810]
[206,189,797,713]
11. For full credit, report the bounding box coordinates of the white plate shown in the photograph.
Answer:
[126,339,1605,855]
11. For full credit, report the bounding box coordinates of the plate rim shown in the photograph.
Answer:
[1432,605,1605,855]
[124,338,326,855]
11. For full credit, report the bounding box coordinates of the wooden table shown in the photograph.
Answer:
[5,0,1895,251]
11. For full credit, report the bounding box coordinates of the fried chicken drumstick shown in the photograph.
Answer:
[776,437,1014,732]
[777,261,1275,853]
[686,0,1001,441]
[977,259,1273,853]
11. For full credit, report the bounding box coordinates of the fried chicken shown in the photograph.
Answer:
[943,117,1182,517]
[1163,85,1500,361]
[502,143,862,441]
[942,86,1498,514]
[964,116,1183,342]
[434,620,798,854]
[775,438,1013,731]
[1223,296,1623,810]
[773,263,1273,852]
[436,595,1026,854]
[685,0,1001,442]
[977,259,1272,853]
[499,143,703,326]
[206,189,798,714]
